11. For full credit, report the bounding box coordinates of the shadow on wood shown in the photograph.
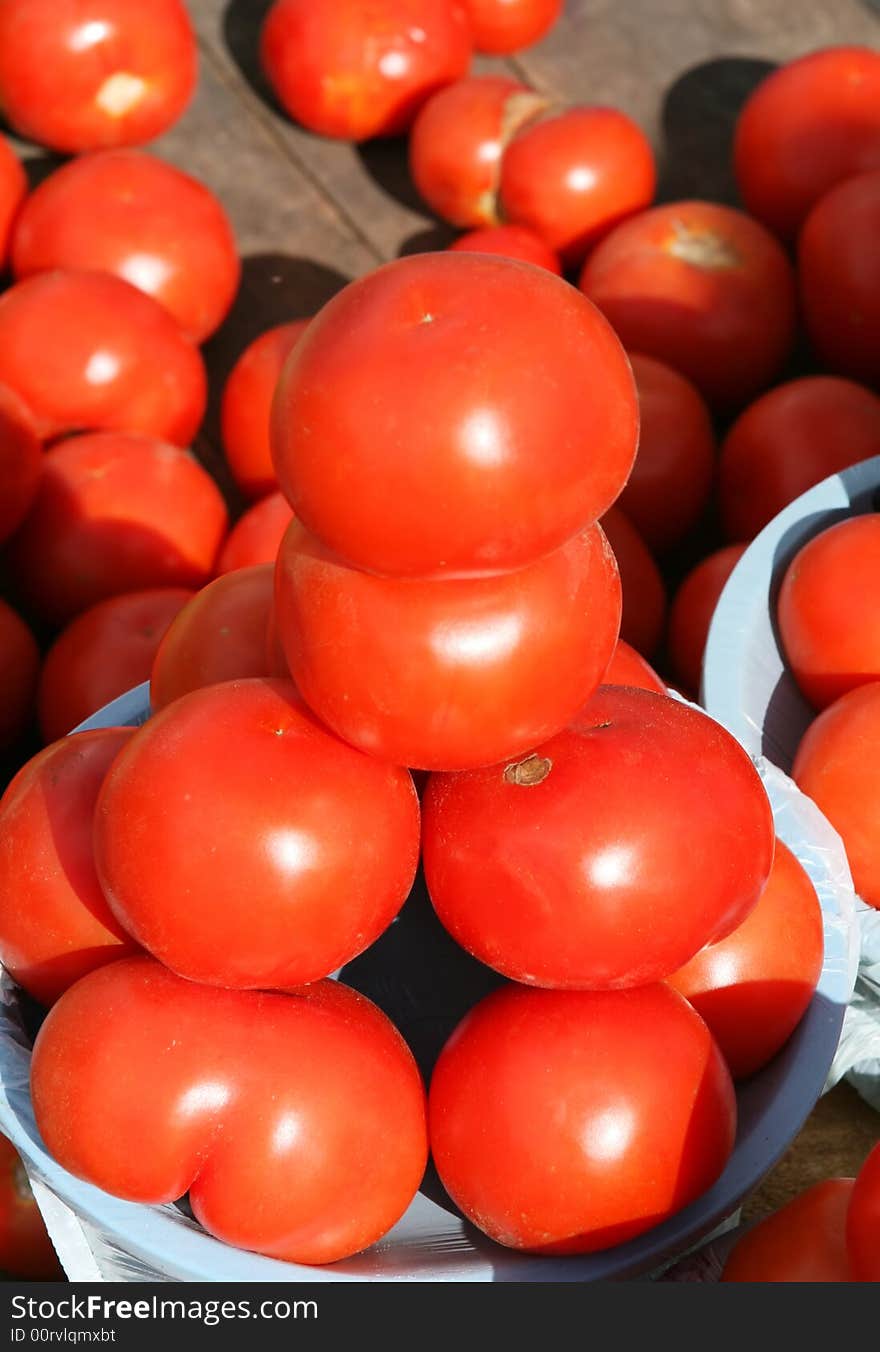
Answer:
[222,0,277,107]
[398,222,458,258]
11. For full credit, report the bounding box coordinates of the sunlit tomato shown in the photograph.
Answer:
[722,1180,855,1281]
[429,983,736,1253]
[793,682,880,911]
[0,600,39,754]
[602,639,666,694]
[423,686,774,988]
[460,0,561,53]
[847,1142,880,1281]
[31,959,427,1266]
[499,107,656,266]
[95,679,420,988]
[448,224,561,274]
[601,506,666,658]
[0,271,206,446]
[0,1135,63,1280]
[37,589,193,743]
[618,354,715,554]
[409,76,544,227]
[221,322,308,501]
[11,151,239,343]
[0,384,42,545]
[666,544,747,697]
[799,171,880,387]
[734,47,880,241]
[0,728,139,1006]
[273,254,638,578]
[260,0,472,141]
[275,520,621,771]
[0,0,196,153]
[4,432,228,627]
[0,135,26,268]
[580,201,797,409]
[215,492,294,575]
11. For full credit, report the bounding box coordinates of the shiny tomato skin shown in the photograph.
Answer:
[602,639,666,694]
[0,1135,63,1279]
[273,253,638,579]
[0,271,206,446]
[601,506,667,658]
[275,520,621,771]
[94,679,420,988]
[216,492,294,574]
[0,0,196,154]
[461,0,561,54]
[0,599,39,753]
[847,1142,880,1281]
[11,150,239,343]
[429,983,736,1253]
[448,224,561,274]
[221,321,308,501]
[0,728,139,1006]
[722,1180,855,1281]
[0,383,42,545]
[0,135,26,268]
[260,0,472,141]
[667,544,747,697]
[37,588,193,743]
[734,47,880,241]
[580,201,797,410]
[31,958,428,1266]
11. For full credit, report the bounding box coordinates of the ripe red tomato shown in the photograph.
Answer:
[722,1180,855,1281]
[0,0,196,153]
[264,605,289,679]
[666,544,747,697]
[0,728,140,1006]
[220,321,308,501]
[423,685,774,988]
[580,201,797,409]
[0,599,39,754]
[0,271,206,447]
[275,520,621,771]
[0,135,26,268]
[11,151,239,343]
[460,0,561,54]
[602,639,666,694]
[448,224,561,274]
[601,506,667,658]
[95,679,420,987]
[799,170,880,387]
[847,1142,880,1281]
[216,492,294,574]
[31,958,428,1266]
[429,983,736,1253]
[0,1135,63,1280]
[273,254,638,578]
[260,0,472,141]
[0,383,42,545]
[734,47,880,241]
[37,588,193,743]
[499,107,656,266]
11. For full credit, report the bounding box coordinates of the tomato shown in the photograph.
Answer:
[260,0,472,141]
[31,958,428,1266]
[460,0,561,53]
[37,588,193,743]
[499,107,656,266]
[792,681,880,911]
[580,201,797,410]
[847,1142,880,1281]
[423,685,774,988]
[618,354,715,554]
[722,1180,855,1281]
[265,605,289,678]
[11,150,239,343]
[0,271,206,447]
[448,224,561,274]
[602,639,666,694]
[601,506,666,658]
[0,0,196,153]
[0,599,39,754]
[0,1135,63,1280]
[0,728,139,1007]
[0,134,26,268]
[220,321,308,501]
[4,432,228,628]
[409,76,545,228]
[215,492,294,575]
[275,520,621,771]
[95,679,420,987]
[0,383,42,546]
[667,544,747,697]
[799,170,880,387]
[273,254,638,578]
[429,983,736,1253]
[734,47,880,241]
[150,566,274,711]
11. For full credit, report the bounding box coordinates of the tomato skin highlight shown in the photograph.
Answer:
[216,492,294,575]
[221,322,309,501]
[722,1180,855,1282]
[847,1142,880,1281]
[667,544,747,698]
[0,1135,63,1280]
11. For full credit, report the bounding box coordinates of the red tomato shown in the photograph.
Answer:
[265,605,289,679]
[423,685,774,988]
[0,383,42,546]
[94,679,420,987]
[0,0,196,153]
[37,588,193,743]
[275,520,621,771]
[273,254,638,578]
[460,0,561,54]
[0,728,139,1006]
[4,432,228,628]
[499,107,656,266]
[448,224,561,274]
[31,958,428,1266]
[666,544,747,697]
[150,566,274,711]
[11,151,239,343]
[220,321,308,501]
[602,639,666,694]
[618,354,715,554]
[429,983,736,1253]
[847,1142,880,1281]
[215,492,294,575]
[580,201,797,409]
[734,47,880,241]
[0,1135,63,1280]
[799,170,880,387]
[722,1180,855,1281]
[601,506,667,658]
[0,134,26,268]
[0,599,39,754]
[260,0,472,141]
[0,271,206,447]
[778,515,880,710]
